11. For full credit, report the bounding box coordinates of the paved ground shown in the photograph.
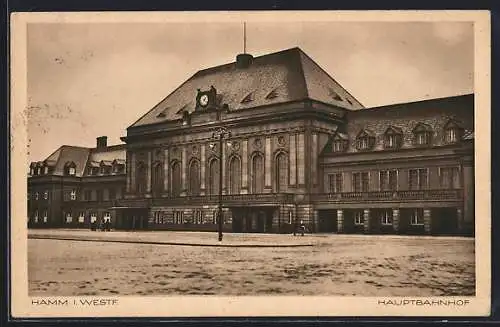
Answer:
[28,230,475,297]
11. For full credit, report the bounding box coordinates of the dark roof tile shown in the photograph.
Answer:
[130,47,364,128]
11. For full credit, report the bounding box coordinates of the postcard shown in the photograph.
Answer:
[10,10,491,318]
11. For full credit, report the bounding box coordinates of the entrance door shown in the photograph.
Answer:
[318,210,337,233]
[231,209,243,233]
[432,208,458,235]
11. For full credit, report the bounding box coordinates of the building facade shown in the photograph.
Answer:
[28,47,474,235]
[28,137,126,228]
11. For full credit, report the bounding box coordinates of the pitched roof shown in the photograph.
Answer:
[130,47,364,128]
[52,146,91,177]
[89,147,126,163]
[31,143,126,177]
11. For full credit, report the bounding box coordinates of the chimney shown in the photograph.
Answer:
[96,136,107,149]
[236,53,253,69]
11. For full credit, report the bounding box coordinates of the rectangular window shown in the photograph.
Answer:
[96,190,102,201]
[328,173,343,193]
[154,212,161,224]
[380,210,392,225]
[440,167,460,189]
[445,129,457,143]
[352,172,369,192]
[90,213,97,223]
[380,170,398,191]
[109,188,116,200]
[66,212,72,223]
[409,168,428,190]
[35,192,39,200]
[174,211,184,224]
[69,167,76,175]
[354,211,364,225]
[410,209,424,225]
[103,212,111,223]
[43,190,49,200]
[357,138,369,150]
[70,190,77,200]
[332,141,344,152]
[385,135,400,148]
[43,210,48,223]
[34,210,39,223]
[416,132,430,145]
[78,212,85,223]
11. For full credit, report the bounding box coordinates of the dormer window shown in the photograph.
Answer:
[64,161,76,176]
[356,130,375,151]
[443,119,463,144]
[328,88,343,102]
[36,167,41,175]
[413,123,433,146]
[43,166,49,174]
[265,88,279,100]
[181,111,191,126]
[241,92,254,104]
[384,126,403,149]
[445,128,458,143]
[100,161,112,175]
[330,132,349,153]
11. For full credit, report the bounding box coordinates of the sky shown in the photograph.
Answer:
[27,20,474,162]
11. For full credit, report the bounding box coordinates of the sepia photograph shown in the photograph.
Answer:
[10,11,491,317]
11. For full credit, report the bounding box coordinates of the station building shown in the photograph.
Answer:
[28,47,474,235]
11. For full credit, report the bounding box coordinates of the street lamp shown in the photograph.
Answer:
[209,127,232,242]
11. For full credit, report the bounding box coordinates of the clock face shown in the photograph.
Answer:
[199,94,209,107]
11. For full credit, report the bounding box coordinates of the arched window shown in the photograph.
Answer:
[136,162,147,194]
[152,162,163,195]
[189,159,201,196]
[209,159,219,195]
[251,154,264,193]
[228,156,241,194]
[275,152,289,193]
[171,161,181,197]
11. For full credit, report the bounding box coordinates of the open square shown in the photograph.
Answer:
[29,231,475,296]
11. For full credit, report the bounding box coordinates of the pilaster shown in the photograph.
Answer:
[289,134,297,186]
[181,146,187,196]
[200,144,206,195]
[337,209,344,233]
[264,137,272,193]
[423,208,432,234]
[393,208,400,233]
[297,133,305,185]
[241,139,248,194]
[163,148,169,194]
[363,209,370,234]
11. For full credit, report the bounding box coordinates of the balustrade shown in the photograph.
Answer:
[313,189,462,202]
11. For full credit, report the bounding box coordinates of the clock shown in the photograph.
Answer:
[199,94,209,107]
